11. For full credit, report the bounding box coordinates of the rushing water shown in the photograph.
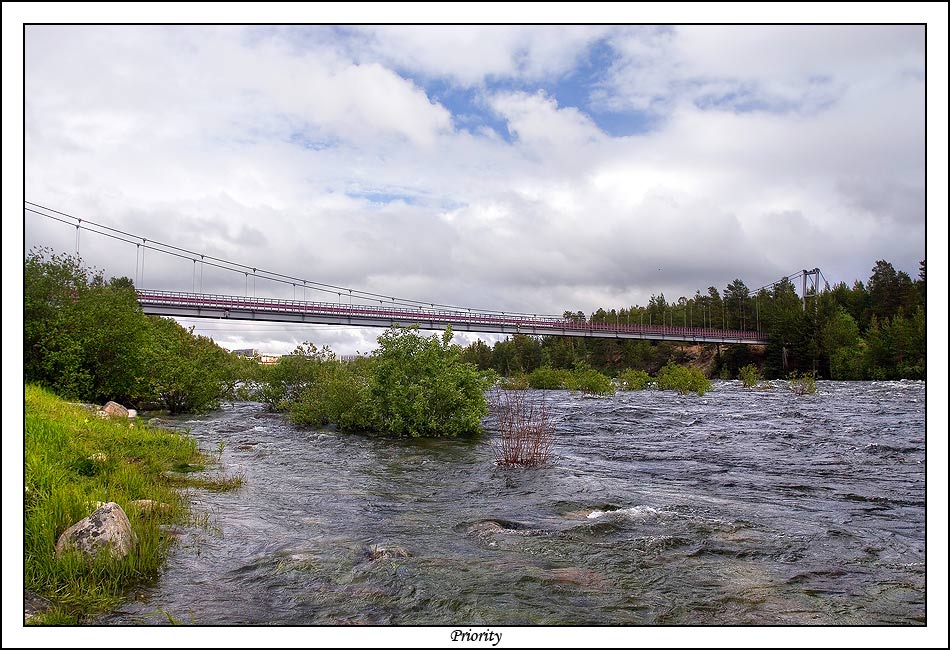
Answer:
[101,380,925,625]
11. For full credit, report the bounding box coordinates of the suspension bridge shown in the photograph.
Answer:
[23,201,828,346]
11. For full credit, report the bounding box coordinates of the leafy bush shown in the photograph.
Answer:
[738,364,759,388]
[256,343,336,411]
[368,326,489,437]
[498,374,531,390]
[655,362,712,396]
[528,366,571,390]
[788,370,817,395]
[566,362,615,396]
[290,327,489,437]
[290,362,373,431]
[618,368,652,391]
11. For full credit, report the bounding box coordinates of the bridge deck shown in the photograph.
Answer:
[137,290,768,345]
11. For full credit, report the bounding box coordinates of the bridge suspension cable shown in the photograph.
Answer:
[26,201,563,319]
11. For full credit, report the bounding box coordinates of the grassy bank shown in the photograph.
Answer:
[24,384,240,624]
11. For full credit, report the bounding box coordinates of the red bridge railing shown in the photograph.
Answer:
[137,290,767,342]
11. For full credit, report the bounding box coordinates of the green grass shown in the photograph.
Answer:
[24,384,241,624]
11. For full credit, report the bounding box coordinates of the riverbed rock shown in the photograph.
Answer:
[55,502,137,559]
[465,520,506,537]
[366,544,411,561]
[102,401,130,418]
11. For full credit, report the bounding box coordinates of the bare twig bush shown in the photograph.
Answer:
[489,389,554,468]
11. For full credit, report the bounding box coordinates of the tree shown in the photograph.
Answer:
[724,279,751,330]
[820,308,862,379]
[867,260,915,322]
[706,287,723,329]
[461,339,493,371]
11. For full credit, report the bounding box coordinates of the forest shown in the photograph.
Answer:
[460,260,926,381]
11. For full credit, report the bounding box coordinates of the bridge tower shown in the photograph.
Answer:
[801,268,821,311]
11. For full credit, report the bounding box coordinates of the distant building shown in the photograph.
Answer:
[231,348,259,358]
[259,354,280,365]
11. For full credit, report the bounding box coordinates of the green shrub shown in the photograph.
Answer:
[618,368,652,391]
[368,326,489,437]
[788,370,817,395]
[290,327,489,437]
[565,362,615,395]
[290,362,373,431]
[498,374,531,390]
[738,364,759,388]
[24,248,240,413]
[528,366,571,390]
[255,343,336,412]
[655,362,712,396]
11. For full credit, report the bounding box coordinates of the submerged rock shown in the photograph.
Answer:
[55,502,137,559]
[465,520,506,537]
[365,544,412,561]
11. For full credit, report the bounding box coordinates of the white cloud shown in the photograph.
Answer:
[350,25,608,86]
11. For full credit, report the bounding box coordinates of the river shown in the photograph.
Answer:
[101,380,925,625]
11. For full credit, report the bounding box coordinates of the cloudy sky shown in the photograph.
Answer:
[21,23,930,355]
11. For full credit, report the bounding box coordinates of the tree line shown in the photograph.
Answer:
[459,259,926,381]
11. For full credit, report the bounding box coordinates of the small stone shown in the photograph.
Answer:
[102,401,130,418]
[127,409,137,418]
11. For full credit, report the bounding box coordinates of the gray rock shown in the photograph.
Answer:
[55,502,137,559]
[24,588,53,622]
[102,401,129,418]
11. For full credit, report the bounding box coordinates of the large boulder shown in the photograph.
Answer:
[101,401,129,418]
[55,502,136,559]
